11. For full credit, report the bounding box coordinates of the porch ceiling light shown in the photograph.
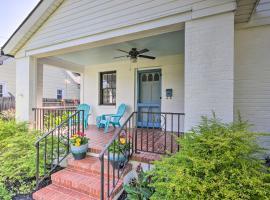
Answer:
[131,57,137,63]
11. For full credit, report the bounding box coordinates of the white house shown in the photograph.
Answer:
[2,0,270,199]
[1,0,270,132]
[0,57,80,103]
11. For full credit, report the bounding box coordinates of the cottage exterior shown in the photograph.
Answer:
[0,58,80,102]
[2,0,270,199]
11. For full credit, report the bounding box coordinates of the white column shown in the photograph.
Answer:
[36,63,43,107]
[184,12,234,131]
[16,56,38,122]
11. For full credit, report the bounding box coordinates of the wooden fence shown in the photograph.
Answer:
[0,97,15,112]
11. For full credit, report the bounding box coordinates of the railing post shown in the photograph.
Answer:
[35,142,40,189]
[100,155,104,200]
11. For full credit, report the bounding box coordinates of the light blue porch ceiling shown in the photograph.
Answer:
[56,30,184,66]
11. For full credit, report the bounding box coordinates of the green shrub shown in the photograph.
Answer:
[0,119,39,196]
[0,183,11,200]
[150,116,270,200]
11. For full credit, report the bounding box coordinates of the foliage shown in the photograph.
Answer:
[44,111,71,131]
[0,119,39,197]
[0,183,11,200]
[0,109,15,121]
[150,116,270,200]
[70,131,89,146]
[108,136,130,154]
[124,164,154,200]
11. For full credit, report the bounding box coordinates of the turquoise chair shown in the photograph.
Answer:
[96,104,126,133]
[70,104,91,129]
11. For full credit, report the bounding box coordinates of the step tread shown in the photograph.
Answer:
[52,168,123,198]
[33,184,98,200]
[67,155,132,177]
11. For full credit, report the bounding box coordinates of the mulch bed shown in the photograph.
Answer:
[8,166,64,200]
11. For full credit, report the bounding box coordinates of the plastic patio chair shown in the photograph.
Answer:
[96,103,127,133]
[69,104,91,129]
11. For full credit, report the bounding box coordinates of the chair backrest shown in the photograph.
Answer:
[77,104,91,120]
[116,103,126,116]
[112,104,126,123]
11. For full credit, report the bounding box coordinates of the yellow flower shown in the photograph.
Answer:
[75,142,80,147]
[120,138,126,145]
[76,138,81,143]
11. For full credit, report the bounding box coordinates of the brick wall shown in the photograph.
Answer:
[184,12,235,131]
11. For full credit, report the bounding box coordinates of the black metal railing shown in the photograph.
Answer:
[99,111,184,200]
[135,112,185,154]
[35,110,84,189]
[99,112,136,200]
[32,107,77,131]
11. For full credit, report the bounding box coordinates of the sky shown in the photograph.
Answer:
[0,0,39,47]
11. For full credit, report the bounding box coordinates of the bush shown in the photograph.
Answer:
[0,119,39,198]
[150,116,270,200]
[124,164,154,200]
[0,109,15,121]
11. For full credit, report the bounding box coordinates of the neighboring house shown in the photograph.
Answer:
[0,58,80,102]
[1,0,270,199]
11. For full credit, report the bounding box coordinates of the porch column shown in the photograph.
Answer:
[36,63,43,107]
[184,12,234,131]
[15,56,38,122]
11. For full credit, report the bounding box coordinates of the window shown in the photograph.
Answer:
[57,89,63,100]
[100,71,116,105]
[0,85,3,97]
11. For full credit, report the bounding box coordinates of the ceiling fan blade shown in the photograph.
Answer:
[139,55,155,59]
[116,49,129,53]
[138,48,149,54]
[114,55,129,59]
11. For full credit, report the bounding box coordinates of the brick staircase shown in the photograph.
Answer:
[33,155,129,200]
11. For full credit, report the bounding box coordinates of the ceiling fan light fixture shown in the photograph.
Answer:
[131,57,137,63]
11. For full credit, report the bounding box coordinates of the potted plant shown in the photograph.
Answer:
[108,136,130,169]
[70,131,89,160]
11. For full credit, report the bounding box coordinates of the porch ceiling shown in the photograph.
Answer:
[54,30,184,66]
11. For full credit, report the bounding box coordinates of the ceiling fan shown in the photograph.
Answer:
[114,48,156,63]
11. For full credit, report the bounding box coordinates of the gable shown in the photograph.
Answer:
[20,0,236,55]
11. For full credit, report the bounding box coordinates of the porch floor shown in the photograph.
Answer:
[85,125,181,162]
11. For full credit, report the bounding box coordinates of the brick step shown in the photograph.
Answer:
[33,184,98,200]
[67,155,132,178]
[51,169,122,199]
[131,151,161,163]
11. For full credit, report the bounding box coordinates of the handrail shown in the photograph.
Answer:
[98,111,185,199]
[35,109,84,189]
[98,112,135,158]
[35,111,79,145]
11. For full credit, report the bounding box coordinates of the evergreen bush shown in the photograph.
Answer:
[150,116,270,200]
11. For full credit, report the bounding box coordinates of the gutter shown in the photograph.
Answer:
[0,50,14,65]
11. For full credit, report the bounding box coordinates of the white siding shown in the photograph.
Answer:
[0,62,80,100]
[83,54,184,126]
[235,25,270,132]
[0,61,16,96]
[43,65,80,100]
[21,0,236,52]
[185,12,235,131]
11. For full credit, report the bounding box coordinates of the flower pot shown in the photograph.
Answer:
[70,143,88,160]
[108,151,129,169]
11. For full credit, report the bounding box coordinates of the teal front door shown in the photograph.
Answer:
[137,69,161,128]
